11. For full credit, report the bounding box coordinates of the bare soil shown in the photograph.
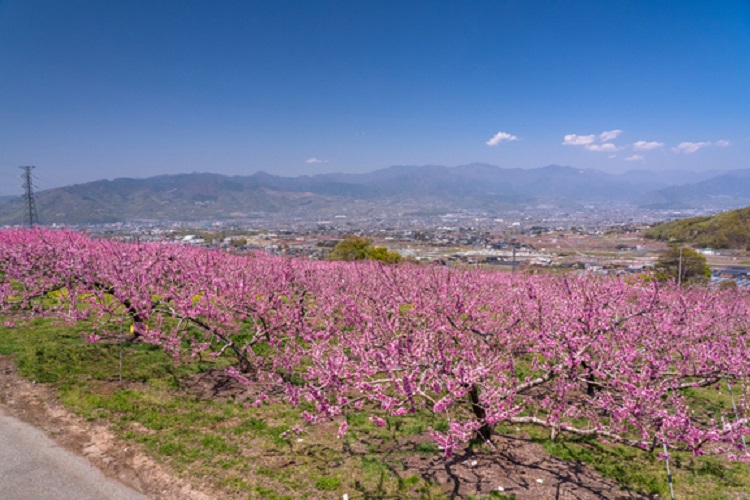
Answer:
[181,367,285,402]
[396,436,646,499]
[0,357,649,499]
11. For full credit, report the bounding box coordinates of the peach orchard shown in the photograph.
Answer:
[2,228,749,459]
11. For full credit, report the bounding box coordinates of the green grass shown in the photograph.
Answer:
[532,434,663,495]
[415,442,440,454]
[314,476,341,491]
[526,419,750,498]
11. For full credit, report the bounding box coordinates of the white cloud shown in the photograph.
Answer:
[563,129,623,149]
[585,143,620,152]
[715,139,731,147]
[625,154,645,161]
[562,134,596,146]
[633,140,664,151]
[486,131,519,146]
[305,157,328,164]
[600,130,623,142]
[672,142,709,154]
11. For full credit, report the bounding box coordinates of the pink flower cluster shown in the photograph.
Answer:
[2,228,749,458]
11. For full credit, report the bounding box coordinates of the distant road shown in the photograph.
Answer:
[0,407,146,500]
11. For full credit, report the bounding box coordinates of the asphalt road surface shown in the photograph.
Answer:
[0,407,146,499]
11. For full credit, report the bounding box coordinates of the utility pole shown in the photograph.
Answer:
[677,247,683,286]
[19,166,39,227]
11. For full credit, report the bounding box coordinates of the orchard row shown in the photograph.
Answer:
[1,228,749,458]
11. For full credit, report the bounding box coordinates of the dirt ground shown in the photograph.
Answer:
[0,355,650,499]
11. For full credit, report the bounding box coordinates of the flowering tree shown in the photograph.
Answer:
[285,263,750,456]
[1,228,749,460]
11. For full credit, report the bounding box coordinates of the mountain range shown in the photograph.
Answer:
[1,164,748,225]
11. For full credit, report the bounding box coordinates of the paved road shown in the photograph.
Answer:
[0,407,146,500]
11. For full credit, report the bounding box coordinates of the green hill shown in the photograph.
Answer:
[645,206,750,249]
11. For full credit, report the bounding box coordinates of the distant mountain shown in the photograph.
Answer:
[0,164,745,224]
[645,205,750,249]
[640,169,750,209]
[616,169,725,190]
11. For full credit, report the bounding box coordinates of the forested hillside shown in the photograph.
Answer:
[645,206,750,249]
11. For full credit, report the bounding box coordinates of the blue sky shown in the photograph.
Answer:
[1,0,749,195]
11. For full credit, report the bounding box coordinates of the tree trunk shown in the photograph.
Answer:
[468,385,493,441]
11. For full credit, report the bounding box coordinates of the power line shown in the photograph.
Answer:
[19,166,39,227]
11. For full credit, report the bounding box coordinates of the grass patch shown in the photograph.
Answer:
[527,423,750,498]
[415,442,440,454]
[314,476,341,491]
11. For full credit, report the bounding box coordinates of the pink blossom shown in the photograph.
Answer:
[337,421,348,439]
[370,416,386,427]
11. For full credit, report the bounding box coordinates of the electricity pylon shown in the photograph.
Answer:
[19,166,39,227]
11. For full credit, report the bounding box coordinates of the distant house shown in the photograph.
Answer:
[181,235,205,245]
[530,257,552,266]
[584,264,603,274]
[717,267,749,279]
[626,264,651,273]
